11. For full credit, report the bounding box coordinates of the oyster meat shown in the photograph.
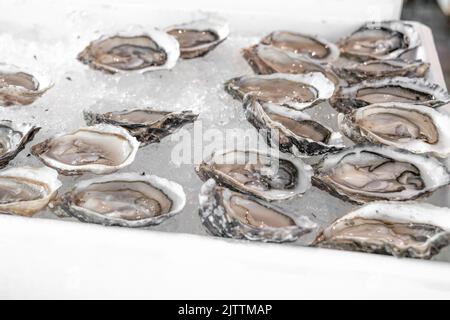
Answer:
[314,202,450,259]
[166,18,229,59]
[0,166,62,217]
[84,108,198,146]
[330,76,450,113]
[244,98,344,156]
[260,31,339,62]
[77,29,180,74]
[199,179,317,242]
[0,120,40,169]
[337,21,420,61]
[58,173,186,227]
[225,72,334,110]
[196,149,312,201]
[339,102,450,158]
[31,124,139,175]
[333,59,430,84]
[0,64,52,106]
[312,145,450,204]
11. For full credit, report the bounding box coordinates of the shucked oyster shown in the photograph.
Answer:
[312,145,450,204]
[337,21,420,61]
[0,120,40,169]
[84,108,198,146]
[199,179,317,243]
[260,31,339,62]
[166,18,229,59]
[196,149,312,201]
[339,102,450,158]
[333,59,430,84]
[0,166,62,217]
[244,98,344,156]
[0,64,52,107]
[225,72,335,111]
[330,76,450,113]
[58,173,186,227]
[314,202,450,259]
[31,124,139,175]
[242,45,339,85]
[77,29,180,74]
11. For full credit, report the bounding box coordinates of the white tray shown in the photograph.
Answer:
[1,0,450,299]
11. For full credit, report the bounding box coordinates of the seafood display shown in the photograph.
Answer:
[0,120,40,169]
[31,124,139,175]
[199,179,316,242]
[314,202,450,259]
[0,166,62,217]
[57,173,186,227]
[0,64,52,106]
[166,18,229,59]
[84,109,198,146]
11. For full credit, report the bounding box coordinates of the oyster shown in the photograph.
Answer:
[314,202,450,259]
[330,76,450,113]
[0,120,40,169]
[31,124,139,175]
[77,29,180,74]
[199,179,317,242]
[58,173,186,227]
[225,72,334,111]
[333,59,430,84]
[0,64,52,107]
[260,31,339,62]
[312,145,450,204]
[196,149,312,201]
[337,21,420,61]
[84,108,198,146]
[339,102,450,158]
[166,18,229,59]
[0,166,62,217]
[242,44,339,85]
[244,98,344,156]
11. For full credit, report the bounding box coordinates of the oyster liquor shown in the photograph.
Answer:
[178,304,272,317]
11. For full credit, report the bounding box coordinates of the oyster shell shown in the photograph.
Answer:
[199,179,317,242]
[31,124,139,175]
[314,202,450,259]
[330,76,450,113]
[242,44,340,85]
[0,64,52,107]
[58,172,186,227]
[260,31,339,62]
[166,18,229,59]
[333,59,430,84]
[0,166,62,217]
[225,72,335,111]
[339,102,450,158]
[312,145,450,204]
[84,108,198,146]
[244,98,344,156]
[337,21,420,61]
[196,149,312,201]
[0,120,40,169]
[77,29,180,74]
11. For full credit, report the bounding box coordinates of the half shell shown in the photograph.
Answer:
[196,148,312,201]
[312,145,450,204]
[314,202,450,259]
[0,166,62,217]
[31,124,140,175]
[77,29,180,74]
[0,120,40,169]
[199,179,317,242]
[58,172,186,227]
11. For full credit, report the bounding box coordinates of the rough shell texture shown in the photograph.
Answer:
[198,179,317,242]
